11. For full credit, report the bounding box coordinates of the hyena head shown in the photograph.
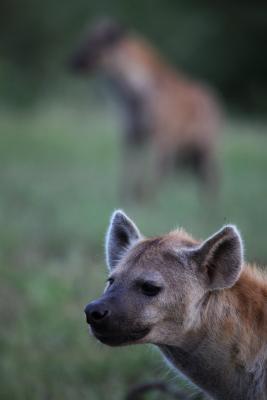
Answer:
[70,18,125,72]
[85,210,243,347]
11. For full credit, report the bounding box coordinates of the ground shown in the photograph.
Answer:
[0,102,267,399]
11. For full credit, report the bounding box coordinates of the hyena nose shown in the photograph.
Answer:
[84,302,110,324]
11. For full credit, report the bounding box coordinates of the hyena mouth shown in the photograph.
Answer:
[92,327,150,346]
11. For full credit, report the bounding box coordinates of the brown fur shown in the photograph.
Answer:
[85,211,267,399]
[71,21,222,199]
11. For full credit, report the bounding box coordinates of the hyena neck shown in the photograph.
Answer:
[159,266,267,400]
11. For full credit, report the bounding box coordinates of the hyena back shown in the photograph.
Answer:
[71,20,222,199]
[85,210,267,400]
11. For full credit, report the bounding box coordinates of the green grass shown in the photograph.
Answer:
[0,103,267,399]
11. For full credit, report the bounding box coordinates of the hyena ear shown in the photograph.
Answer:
[105,210,142,271]
[191,225,244,290]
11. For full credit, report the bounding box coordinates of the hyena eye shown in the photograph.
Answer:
[106,277,114,288]
[141,282,161,297]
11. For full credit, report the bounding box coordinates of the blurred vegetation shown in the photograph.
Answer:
[0,1,267,112]
[0,1,267,399]
[0,104,267,399]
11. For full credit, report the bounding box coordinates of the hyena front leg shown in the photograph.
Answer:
[195,148,220,197]
[141,144,173,197]
[120,141,169,202]
[119,140,149,202]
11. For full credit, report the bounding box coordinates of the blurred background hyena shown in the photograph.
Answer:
[1,2,267,400]
[70,19,222,200]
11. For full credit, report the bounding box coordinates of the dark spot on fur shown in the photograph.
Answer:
[255,307,264,329]
[230,343,245,371]
[231,343,239,358]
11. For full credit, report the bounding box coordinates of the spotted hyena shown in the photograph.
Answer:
[70,20,222,200]
[85,210,267,400]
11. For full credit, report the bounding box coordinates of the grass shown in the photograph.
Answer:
[0,102,267,399]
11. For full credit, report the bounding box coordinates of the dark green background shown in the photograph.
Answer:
[1,3,267,399]
[1,1,267,112]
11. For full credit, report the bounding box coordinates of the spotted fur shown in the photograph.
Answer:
[71,20,222,199]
